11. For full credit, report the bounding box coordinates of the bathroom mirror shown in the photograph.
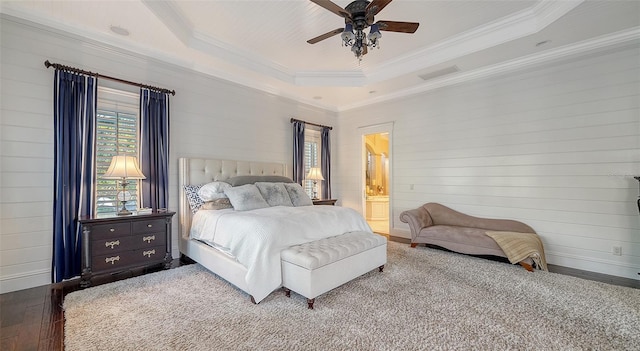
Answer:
[365,133,389,196]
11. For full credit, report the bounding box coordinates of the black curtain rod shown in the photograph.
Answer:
[290,118,333,130]
[44,60,176,96]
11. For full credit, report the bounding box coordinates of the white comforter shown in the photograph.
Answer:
[190,205,372,303]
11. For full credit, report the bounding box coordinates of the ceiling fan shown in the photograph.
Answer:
[307,0,419,61]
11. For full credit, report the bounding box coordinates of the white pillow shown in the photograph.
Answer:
[283,183,313,206]
[198,181,231,201]
[255,182,293,207]
[224,184,270,211]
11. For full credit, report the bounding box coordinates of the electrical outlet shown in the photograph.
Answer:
[612,246,622,256]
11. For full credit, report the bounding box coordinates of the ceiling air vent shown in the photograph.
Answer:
[418,66,459,81]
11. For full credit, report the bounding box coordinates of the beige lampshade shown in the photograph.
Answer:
[102,155,146,179]
[306,167,324,181]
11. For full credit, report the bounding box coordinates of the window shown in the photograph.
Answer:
[303,128,322,198]
[95,87,140,214]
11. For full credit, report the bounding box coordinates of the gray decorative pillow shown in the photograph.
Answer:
[255,182,293,207]
[224,184,270,211]
[283,183,313,206]
[226,175,294,187]
[198,181,231,201]
[200,198,233,211]
[184,184,205,213]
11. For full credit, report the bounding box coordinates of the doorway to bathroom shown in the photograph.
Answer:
[363,131,390,235]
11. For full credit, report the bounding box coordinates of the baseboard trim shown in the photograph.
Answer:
[547,264,639,289]
[395,239,638,289]
[0,269,50,294]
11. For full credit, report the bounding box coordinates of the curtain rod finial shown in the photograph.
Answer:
[44,60,51,68]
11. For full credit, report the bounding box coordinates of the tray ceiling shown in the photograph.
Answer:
[1,0,639,111]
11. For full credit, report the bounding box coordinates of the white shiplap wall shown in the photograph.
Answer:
[0,15,337,293]
[337,47,640,280]
[1,13,638,293]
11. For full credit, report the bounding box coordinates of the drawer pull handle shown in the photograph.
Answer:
[147,224,153,228]
[110,228,115,232]
[143,249,156,258]
[143,235,156,243]
[105,240,120,249]
[105,256,120,265]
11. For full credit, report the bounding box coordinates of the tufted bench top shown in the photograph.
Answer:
[281,231,387,270]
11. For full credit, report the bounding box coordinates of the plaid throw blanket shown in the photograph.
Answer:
[485,231,548,271]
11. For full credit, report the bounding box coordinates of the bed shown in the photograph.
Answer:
[178,157,372,303]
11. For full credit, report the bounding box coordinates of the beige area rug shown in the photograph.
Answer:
[64,242,639,351]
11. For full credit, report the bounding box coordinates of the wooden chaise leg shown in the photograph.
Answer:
[250,296,256,304]
[283,288,291,297]
[519,261,534,272]
[410,243,418,248]
[378,265,384,272]
[307,298,315,309]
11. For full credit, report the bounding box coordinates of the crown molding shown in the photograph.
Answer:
[338,26,640,111]
[210,0,581,87]
[190,30,295,84]
[0,10,339,113]
[140,0,193,45]
[362,0,584,85]
[14,0,584,89]
[294,71,367,86]
[142,0,296,85]
[2,2,636,114]
[0,9,166,70]
[533,0,585,30]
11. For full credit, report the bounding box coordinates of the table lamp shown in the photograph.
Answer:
[102,155,146,215]
[306,167,324,200]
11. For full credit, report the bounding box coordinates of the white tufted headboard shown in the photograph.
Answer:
[178,158,288,248]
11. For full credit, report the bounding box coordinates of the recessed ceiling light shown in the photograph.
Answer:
[110,25,130,36]
[313,96,322,100]
[535,40,551,47]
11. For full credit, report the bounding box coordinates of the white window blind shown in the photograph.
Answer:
[304,128,322,198]
[95,87,140,214]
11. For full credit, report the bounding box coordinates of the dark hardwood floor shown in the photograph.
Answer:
[1,249,637,351]
[0,260,188,351]
[0,283,65,351]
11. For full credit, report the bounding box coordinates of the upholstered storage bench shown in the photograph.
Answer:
[281,231,387,309]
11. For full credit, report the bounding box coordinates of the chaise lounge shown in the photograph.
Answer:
[400,203,541,270]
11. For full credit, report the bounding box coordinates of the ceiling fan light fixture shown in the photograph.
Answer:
[368,23,381,41]
[368,23,381,49]
[341,23,355,44]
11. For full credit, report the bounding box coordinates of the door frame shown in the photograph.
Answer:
[359,122,393,234]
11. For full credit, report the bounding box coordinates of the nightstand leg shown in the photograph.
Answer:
[80,272,92,288]
[163,253,172,269]
[80,225,92,287]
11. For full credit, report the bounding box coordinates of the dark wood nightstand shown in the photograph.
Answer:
[78,211,175,287]
[313,199,337,206]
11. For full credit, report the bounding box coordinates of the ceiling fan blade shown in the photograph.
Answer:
[309,0,351,19]
[366,0,393,16]
[307,28,344,44]
[376,20,419,33]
